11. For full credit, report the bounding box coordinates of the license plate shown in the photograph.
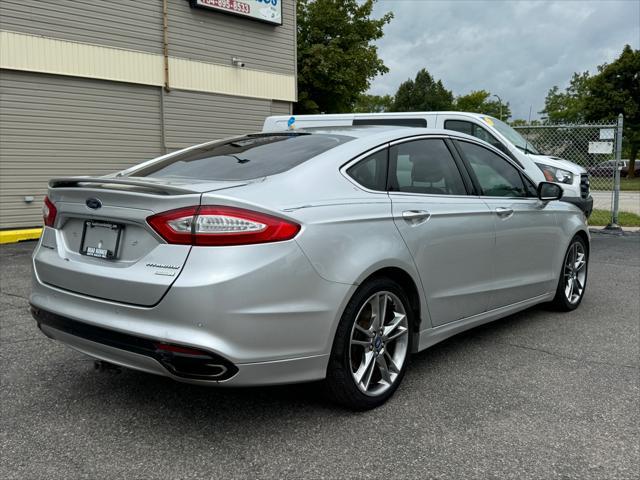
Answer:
[80,220,123,259]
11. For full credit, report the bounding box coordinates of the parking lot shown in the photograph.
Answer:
[1,233,638,479]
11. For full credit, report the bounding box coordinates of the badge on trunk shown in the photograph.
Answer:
[86,198,102,210]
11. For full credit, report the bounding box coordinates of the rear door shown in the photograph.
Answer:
[453,139,561,308]
[388,137,495,326]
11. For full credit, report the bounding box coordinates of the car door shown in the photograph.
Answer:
[388,137,495,326]
[453,139,562,309]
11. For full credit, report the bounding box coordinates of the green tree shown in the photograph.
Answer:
[391,69,453,111]
[540,72,590,123]
[353,94,394,113]
[295,0,393,114]
[454,89,512,120]
[585,45,640,177]
[510,119,528,127]
[510,119,542,127]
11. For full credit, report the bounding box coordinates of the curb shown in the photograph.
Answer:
[589,226,640,235]
[0,228,42,245]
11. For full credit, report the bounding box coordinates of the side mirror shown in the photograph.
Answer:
[537,181,563,201]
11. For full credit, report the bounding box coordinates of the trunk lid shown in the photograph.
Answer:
[34,177,247,306]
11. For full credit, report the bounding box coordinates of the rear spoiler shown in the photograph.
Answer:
[49,177,195,195]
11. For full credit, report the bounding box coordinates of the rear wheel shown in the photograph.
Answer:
[325,278,413,410]
[551,235,588,311]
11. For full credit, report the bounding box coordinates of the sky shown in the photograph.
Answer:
[369,0,640,120]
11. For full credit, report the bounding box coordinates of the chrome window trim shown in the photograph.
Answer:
[339,133,539,200]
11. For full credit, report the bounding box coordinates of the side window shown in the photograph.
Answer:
[389,139,467,195]
[444,119,473,136]
[346,148,388,191]
[353,118,427,128]
[456,141,527,197]
[444,119,507,154]
[473,125,504,152]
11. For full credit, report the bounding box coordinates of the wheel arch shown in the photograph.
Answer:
[573,229,590,255]
[358,266,423,351]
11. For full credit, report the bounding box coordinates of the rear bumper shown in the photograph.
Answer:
[30,239,355,386]
[33,307,328,386]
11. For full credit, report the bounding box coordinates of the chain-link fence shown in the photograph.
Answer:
[514,117,628,227]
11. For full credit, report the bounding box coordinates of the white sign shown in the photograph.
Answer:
[588,141,614,154]
[193,0,282,25]
[599,128,615,140]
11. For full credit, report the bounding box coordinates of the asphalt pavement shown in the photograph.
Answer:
[1,234,638,479]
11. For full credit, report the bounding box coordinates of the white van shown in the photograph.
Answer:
[262,112,593,216]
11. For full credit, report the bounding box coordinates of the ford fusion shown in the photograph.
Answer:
[31,127,589,409]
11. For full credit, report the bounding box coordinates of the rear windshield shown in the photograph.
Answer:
[130,133,353,181]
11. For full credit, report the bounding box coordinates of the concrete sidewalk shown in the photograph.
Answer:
[592,191,640,214]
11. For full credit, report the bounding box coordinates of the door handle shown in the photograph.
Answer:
[495,207,514,218]
[402,210,430,225]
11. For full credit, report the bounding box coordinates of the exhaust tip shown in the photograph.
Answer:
[154,342,233,379]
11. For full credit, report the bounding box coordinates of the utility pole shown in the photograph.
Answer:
[492,94,503,120]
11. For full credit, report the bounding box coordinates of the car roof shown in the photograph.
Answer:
[266,111,494,121]
[264,125,482,142]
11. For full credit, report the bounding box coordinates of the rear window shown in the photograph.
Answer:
[130,133,353,181]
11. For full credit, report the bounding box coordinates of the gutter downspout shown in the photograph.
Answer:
[162,0,170,93]
[161,0,170,154]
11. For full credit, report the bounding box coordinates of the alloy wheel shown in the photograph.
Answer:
[564,242,587,304]
[349,291,409,396]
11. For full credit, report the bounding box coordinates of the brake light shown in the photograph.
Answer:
[43,196,57,227]
[147,205,300,246]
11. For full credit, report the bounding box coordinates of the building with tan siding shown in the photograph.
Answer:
[0,0,296,228]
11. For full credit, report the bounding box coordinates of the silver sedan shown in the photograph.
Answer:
[31,127,589,409]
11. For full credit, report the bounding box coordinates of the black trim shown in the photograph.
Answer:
[31,306,238,381]
[353,118,427,128]
[580,174,590,199]
[444,138,477,195]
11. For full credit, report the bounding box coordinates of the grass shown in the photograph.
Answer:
[589,209,640,227]
[590,176,640,191]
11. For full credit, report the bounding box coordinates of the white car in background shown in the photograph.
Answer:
[263,112,593,217]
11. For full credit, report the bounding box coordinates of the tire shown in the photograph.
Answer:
[325,277,414,410]
[550,235,589,311]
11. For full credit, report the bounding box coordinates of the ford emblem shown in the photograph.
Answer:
[86,198,102,210]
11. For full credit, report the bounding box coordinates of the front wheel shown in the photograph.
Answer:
[551,235,589,311]
[325,278,413,410]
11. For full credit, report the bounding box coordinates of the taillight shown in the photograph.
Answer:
[43,196,57,227]
[147,205,300,246]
